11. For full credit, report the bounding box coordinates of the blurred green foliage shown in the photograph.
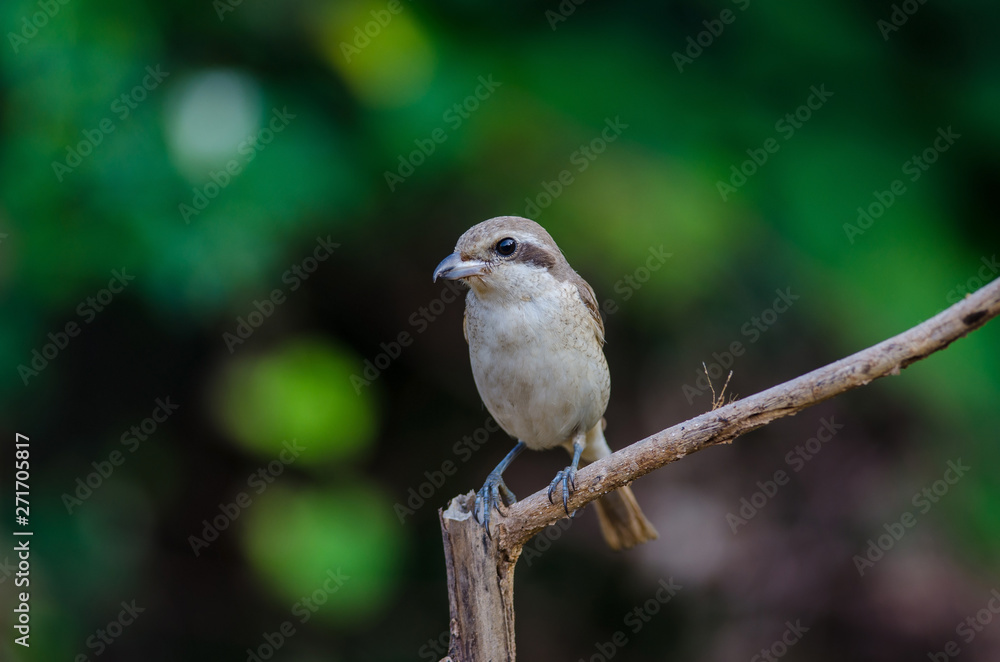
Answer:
[244,483,405,625]
[0,0,998,660]
[212,339,377,464]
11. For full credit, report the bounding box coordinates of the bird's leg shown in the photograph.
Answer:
[548,433,586,516]
[474,441,526,533]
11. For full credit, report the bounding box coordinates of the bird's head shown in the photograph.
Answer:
[433,216,569,300]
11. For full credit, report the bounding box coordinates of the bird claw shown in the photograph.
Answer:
[547,465,577,516]
[474,472,517,536]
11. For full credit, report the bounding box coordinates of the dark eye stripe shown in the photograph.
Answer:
[516,242,557,270]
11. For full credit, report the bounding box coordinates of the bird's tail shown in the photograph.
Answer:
[593,486,658,550]
[581,421,659,551]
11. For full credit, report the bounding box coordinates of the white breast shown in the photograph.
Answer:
[464,278,610,451]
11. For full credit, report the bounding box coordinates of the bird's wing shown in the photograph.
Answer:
[463,308,469,344]
[570,273,606,345]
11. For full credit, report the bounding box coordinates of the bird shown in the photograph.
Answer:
[433,215,658,550]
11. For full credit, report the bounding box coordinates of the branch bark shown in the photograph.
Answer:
[439,276,1000,661]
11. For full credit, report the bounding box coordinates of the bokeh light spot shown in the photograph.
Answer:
[164,68,263,178]
[315,1,435,107]
[212,339,377,465]
[243,483,405,624]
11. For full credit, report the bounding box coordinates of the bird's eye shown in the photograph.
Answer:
[496,237,517,257]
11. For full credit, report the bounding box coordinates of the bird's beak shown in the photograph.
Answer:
[433,253,488,282]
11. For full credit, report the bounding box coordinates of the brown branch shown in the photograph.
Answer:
[439,276,1000,661]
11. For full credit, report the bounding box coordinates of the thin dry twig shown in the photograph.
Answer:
[702,363,734,411]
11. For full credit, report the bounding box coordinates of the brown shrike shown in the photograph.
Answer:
[433,216,658,550]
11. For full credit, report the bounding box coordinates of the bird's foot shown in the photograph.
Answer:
[474,472,517,535]
[547,464,578,516]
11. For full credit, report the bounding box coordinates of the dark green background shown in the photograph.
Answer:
[2,0,999,660]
